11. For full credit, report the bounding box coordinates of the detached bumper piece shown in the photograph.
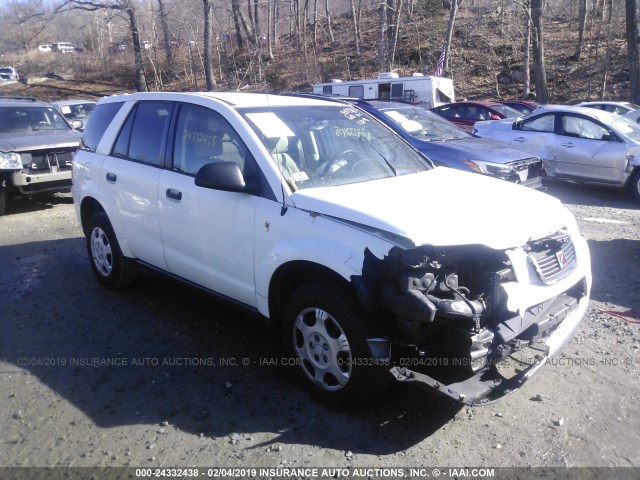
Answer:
[352,242,588,405]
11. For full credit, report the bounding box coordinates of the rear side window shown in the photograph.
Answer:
[81,102,124,152]
[112,101,174,166]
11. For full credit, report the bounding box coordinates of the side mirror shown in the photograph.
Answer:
[71,119,84,130]
[195,161,248,192]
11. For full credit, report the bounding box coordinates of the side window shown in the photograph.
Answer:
[438,106,459,118]
[172,103,249,176]
[111,101,173,166]
[81,102,124,152]
[349,85,364,98]
[522,114,555,132]
[562,115,608,140]
[129,102,173,165]
[112,109,134,158]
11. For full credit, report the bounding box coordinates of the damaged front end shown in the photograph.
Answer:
[352,230,590,405]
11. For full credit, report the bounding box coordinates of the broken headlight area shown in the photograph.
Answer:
[352,241,587,405]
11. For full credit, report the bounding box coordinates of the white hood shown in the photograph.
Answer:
[291,167,571,250]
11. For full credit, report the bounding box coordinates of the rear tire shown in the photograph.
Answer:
[281,284,390,409]
[86,211,138,288]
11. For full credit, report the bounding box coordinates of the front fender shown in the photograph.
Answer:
[254,211,401,318]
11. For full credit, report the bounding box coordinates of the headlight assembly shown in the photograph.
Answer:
[0,152,22,170]
[463,159,517,178]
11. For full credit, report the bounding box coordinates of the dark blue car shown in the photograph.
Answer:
[353,100,544,188]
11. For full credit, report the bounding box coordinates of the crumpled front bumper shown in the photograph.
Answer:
[390,284,590,406]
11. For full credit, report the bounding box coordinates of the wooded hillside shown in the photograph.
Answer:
[0,0,636,104]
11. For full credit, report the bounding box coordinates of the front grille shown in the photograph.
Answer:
[22,149,75,174]
[527,231,577,284]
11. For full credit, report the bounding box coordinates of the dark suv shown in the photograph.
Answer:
[0,97,82,215]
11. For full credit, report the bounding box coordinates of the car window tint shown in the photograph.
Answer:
[173,103,249,176]
[436,106,458,118]
[82,102,124,152]
[112,108,135,158]
[129,102,173,165]
[522,114,555,132]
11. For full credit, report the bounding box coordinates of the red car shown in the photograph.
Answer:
[496,100,538,115]
[431,101,521,132]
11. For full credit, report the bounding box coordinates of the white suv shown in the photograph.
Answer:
[72,92,592,409]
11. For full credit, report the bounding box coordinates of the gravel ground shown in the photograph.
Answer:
[0,181,639,474]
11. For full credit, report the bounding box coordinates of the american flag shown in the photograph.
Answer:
[433,47,446,77]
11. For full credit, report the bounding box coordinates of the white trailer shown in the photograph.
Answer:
[312,72,455,107]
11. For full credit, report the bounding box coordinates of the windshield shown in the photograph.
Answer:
[608,113,640,142]
[491,104,522,118]
[0,107,71,133]
[240,104,431,190]
[58,102,96,120]
[378,105,470,141]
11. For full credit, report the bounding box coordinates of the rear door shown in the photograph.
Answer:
[98,101,174,269]
[507,113,558,165]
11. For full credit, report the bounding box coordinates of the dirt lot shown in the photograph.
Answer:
[0,181,639,475]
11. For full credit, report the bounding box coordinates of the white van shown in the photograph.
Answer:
[52,42,76,53]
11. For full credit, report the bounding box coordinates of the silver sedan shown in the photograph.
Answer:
[473,105,640,200]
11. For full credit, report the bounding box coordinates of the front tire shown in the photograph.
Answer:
[281,284,390,409]
[629,169,640,201]
[86,211,138,288]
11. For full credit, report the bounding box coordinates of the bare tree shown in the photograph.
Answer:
[226,0,258,50]
[574,0,588,60]
[349,0,362,54]
[443,0,464,72]
[531,0,548,102]
[156,0,173,72]
[323,0,334,43]
[522,0,532,99]
[600,0,613,99]
[57,0,147,91]
[203,0,216,90]
[627,0,640,103]
[1,0,49,53]
[386,0,403,70]
[378,0,387,69]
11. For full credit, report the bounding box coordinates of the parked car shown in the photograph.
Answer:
[496,100,538,115]
[623,108,640,124]
[346,99,544,188]
[52,42,78,53]
[38,44,52,53]
[110,42,127,52]
[0,67,18,80]
[431,101,521,132]
[577,101,639,115]
[0,96,82,215]
[473,104,640,199]
[72,92,591,409]
[51,99,97,130]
